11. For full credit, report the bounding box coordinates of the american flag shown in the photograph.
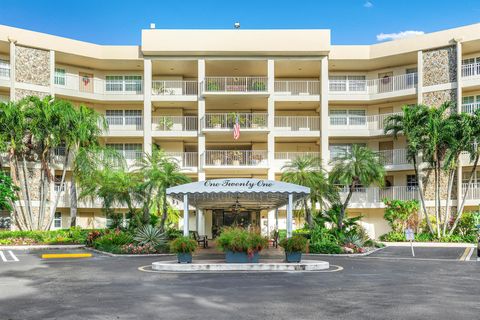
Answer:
[233,114,240,140]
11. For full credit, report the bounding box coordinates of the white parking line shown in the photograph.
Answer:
[0,250,19,262]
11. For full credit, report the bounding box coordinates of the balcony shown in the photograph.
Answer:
[274,81,320,100]
[203,150,268,168]
[339,186,419,208]
[274,152,321,171]
[105,115,143,137]
[151,80,198,101]
[152,116,198,137]
[329,112,400,136]
[462,102,480,114]
[203,113,268,131]
[274,116,320,135]
[54,74,143,101]
[329,73,417,101]
[202,77,268,95]
[165,152,198,171]
[378,148,411,170]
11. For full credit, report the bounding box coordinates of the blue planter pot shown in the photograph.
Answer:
[285,252,302,263]
[225,251,259,263]
[177,253,192,264]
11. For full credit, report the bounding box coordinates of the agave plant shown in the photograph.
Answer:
[133,225,167,247]
[342,233,365,248]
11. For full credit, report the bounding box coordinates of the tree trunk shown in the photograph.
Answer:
[443,168,456,237]
[19,156,34,230]
[339,183,355,230]
[435,160,441,238]
[303,198,311,226]
[413,156,434,234]
[70,174,78,227]
[160,193,168,231]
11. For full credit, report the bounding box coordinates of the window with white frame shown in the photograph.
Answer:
[124,110,142,126]
[462,95,480,113]
[105,110,124,126]
[462,57,480,77]
[54,142,66,157]
[329,75,366,92]
[329,143,366,160]
[54,212,62,229]
[54,175,65,192]
[105,76,124,91]
[105,110,142,128]
[106,143,142,160]
[406,175,418,189]
[329,109,366,126]
[462,171,480,187]
[105,75,142,92]
[124,76,142,92]
[54,68,66,86]
[406,68,418,87]
[0,59,10,78]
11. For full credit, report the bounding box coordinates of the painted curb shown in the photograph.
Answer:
[84,247,175,257]
[380,242,476,248]
[0,244,86,250]
[306,246,386,257]
[42,253,92,259]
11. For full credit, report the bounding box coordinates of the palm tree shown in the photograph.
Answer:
[281,155,336,226]
[136,147,190,230]
[329,145,385,230]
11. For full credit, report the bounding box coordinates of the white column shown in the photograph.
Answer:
[267,59,275,180]
[183,194,189,236]
[9,40,16,100]
[143,59,152,155]
[49,50,55,97]
[456,40,462,112]
[196,209,205,236]
[320,56,329,166]
[417,50,423,104]
[286,193,293,238]
[198,59,206,181]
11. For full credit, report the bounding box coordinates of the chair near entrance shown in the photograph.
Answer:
[190,231,209,248]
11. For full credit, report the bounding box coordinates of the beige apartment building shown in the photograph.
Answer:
[1,23,480,239]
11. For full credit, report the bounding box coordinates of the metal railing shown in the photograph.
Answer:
[461,62,480,78]
[123,150,144,161]
[274,81,320,95]
[151,80,198,96]
[274,152,321,160]
[203,113,268,129]
[204,150,268,166]
[152,116,198,131]
[339,186,419,204]
[378,149,409,166]
[106,116,143,130]
[202,77,268,93]
[274,116,320,131]
[55,74,143,95]
[329,73,417,94]
[462,182,480,200]
[165,152,198,168]
[462,102,480,114]
[329,112,401,131]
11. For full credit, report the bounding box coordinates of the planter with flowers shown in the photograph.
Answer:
[170,236,197,263]
[217,227,268,263]
[279,234,308,263]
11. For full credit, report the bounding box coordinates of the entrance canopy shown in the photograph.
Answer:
[167,178,310,210]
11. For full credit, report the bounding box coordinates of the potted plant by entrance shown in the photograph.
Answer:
[279,234,308,263]
[170,236,197,263]
[217,227,268,263]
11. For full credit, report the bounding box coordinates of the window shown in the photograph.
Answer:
[54,142,66,156]
[463,171,480,187]
[329,75,366,92]
[124,110,142,126]
[406,68,418,87]
[106,143,142,160]
[105,110,142,128]
[124,76,142,92]
[54,68,66,86]
[407,175,418,189]
[106,76,124,91]
[329,109,366,126]
[347,75,367,92]
[106,110,124,126]
[462,95,480,113]
[54,212,62,229]
[329,143,366,160]
[0,59,10,78]
[54,175,65,192]
[106,75,142,92]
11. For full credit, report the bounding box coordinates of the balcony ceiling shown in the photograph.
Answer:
[206,60,267,76]
[275,101,320,110]
[55,52,143,71]
[329,52,417,71]
[275,60,321,78]
[205,96,268,109]
[152,60,197,78]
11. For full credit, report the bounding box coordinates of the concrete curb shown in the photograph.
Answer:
[306,246,386,257]
[84,247,175,257]
[0,244,86,250]
[380,242,476,248]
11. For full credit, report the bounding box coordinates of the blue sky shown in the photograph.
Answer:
[0,0,479,45]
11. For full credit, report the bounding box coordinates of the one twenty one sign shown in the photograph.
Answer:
[203,179,273,190]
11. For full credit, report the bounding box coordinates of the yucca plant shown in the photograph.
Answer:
[133,225,167,247]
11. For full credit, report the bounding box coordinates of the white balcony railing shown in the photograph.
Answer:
[151,80,198,96]
[55,74,143,96]
[462,102,480,114]
[462,183,480,200]
[329,112,401,132]
[165,152,198,168]
[329,73,417,95]
[274,81,320,96]
[461,63,480,78]
[123,150,144,161]
[202,77,268,93]
[152,116,198,131]
[204,150,268,167]
[203,113,268,130]
[274,116,320,131]
[106,116,143,130]
[274,152,321,161]
[378,149,409,166]
[339,186,419,204]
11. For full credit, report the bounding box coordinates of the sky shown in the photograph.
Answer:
[0,0,479,45]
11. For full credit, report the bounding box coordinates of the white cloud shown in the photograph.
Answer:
[364,1,373,8]
[376,30,425,42]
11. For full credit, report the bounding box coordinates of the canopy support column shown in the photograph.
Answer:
[286,193,293,238]
[183,194,189,237]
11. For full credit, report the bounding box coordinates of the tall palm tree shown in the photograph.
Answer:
[329,145,385,230]
[136,147,190,230]
[281,155,336,226]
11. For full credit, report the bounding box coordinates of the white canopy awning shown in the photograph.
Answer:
[167,178,310,210]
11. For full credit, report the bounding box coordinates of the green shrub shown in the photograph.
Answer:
[216,227,268,254]
[165,228,182,240]
[279,235,308,253]
[170,236,197,254]
[93,230,133,252]
[379,231,405,242]
[455,212,477,237]
[0,228,92,245]
[383,199,419,233]
[308,226,342,254]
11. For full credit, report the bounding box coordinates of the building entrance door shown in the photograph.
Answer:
[212,210,260,238]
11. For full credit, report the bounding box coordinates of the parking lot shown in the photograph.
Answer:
[0,246,478,320]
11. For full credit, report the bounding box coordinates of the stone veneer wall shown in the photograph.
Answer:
[422,46,457,87]
[15,89,49,101]
[15,46,50,86]
[422,89,457,108]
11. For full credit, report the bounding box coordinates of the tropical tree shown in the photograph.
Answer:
[329,145,385,230]
[281,155,338,226]
[0,170,19,213]
[135,147,190,230]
